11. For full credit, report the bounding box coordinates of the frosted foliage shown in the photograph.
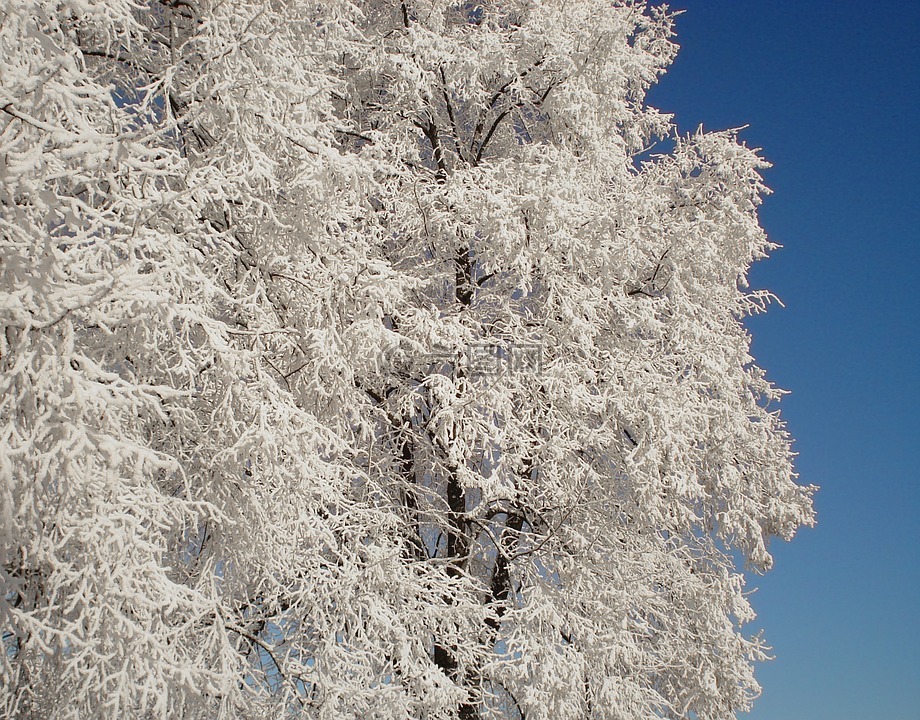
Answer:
[0,1,814,718]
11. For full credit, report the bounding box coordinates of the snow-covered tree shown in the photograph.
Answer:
[0,1,814,718]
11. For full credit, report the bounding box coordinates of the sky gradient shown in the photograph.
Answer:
[646,2,920,718]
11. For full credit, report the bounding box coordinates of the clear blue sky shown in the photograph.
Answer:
[646,2,920,718]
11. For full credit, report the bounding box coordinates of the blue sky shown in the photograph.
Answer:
[646,2,920,718]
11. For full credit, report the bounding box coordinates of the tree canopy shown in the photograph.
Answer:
[0,1,814,718]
